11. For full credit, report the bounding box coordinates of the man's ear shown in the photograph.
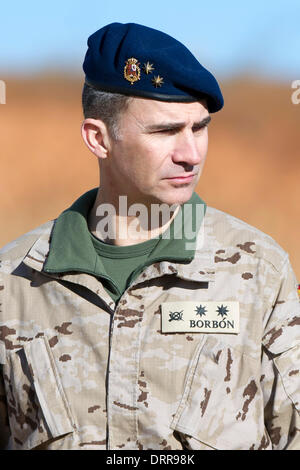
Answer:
[81,118,111,159]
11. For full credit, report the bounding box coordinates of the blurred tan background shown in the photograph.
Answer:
[0,76,299,279]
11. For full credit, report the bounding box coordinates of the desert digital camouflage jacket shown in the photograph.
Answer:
[0,205,299,450]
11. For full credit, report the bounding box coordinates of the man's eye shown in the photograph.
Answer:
[156,128,178,135]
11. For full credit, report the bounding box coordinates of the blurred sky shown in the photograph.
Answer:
[0,0,300,81]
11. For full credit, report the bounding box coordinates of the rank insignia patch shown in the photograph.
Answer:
[152,75,164,88]
[161,301,240,334]
[143,62,154,74]
[124,58,141,85]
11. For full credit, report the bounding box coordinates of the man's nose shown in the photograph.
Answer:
[171,131,202,167]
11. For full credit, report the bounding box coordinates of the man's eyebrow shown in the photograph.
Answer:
[144,115,211,132]
[192,115,211,128]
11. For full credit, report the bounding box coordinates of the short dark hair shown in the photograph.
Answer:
[82,83,132,139]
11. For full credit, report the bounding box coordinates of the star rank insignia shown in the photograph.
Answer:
[152,75,164,88]
[143,62,154,74]
[124,58,141,85]
[195,305,207,317]
[216,304,229,318]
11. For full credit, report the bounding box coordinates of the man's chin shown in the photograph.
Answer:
[154,186,196,206]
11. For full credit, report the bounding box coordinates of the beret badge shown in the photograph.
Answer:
[143,62,154,74]
[152,75,164,88]
[124,58,141,85]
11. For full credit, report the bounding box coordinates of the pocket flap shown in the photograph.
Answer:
[4,337,76,449]
[23,337,76,437]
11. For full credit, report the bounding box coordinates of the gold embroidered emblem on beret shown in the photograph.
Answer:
[124,58,141,85]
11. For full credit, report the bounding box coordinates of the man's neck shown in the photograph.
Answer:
[88,188,180,247]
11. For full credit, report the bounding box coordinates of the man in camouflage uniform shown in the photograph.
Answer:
[0,23,299,450]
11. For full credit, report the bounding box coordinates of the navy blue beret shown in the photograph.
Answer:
[83,22,223,113]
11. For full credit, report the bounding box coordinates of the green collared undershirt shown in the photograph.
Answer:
[44,188,206,304]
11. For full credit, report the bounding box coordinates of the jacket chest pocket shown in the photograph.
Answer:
[3,337,76,450]
[171,336,271,450]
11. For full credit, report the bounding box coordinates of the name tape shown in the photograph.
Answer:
[161,301,239,334]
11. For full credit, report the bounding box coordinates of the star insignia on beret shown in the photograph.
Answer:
[143,62,154,74]
[152,75,164,88]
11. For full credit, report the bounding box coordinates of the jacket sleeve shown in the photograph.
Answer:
[0,273,12,449]
[0,365,12,450]
[262,254,300,450]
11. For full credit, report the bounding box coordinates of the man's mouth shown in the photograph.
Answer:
[165,174,195,183]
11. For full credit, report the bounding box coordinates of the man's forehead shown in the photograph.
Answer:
[127,97,209,123]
